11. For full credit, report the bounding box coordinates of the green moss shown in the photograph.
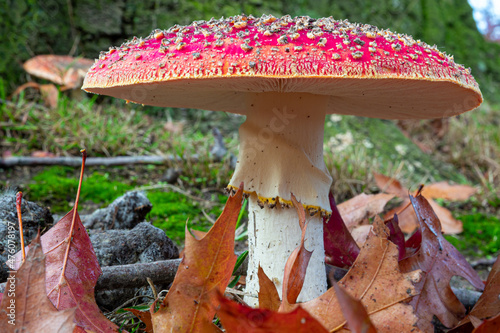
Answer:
[26,166,228,243]
[28,166,133,212]
[146,191,226,243]
[445,213,500,258]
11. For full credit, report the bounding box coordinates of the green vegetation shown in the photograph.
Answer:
[147,190,226,242]
[26,166,226,243]
[445,213,500,257]
[29,166,133,212]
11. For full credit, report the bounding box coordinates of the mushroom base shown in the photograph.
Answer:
[244,195,327,306]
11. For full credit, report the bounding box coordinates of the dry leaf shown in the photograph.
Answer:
[373,173,408,198]
[279,194,312,310]
[216,293,329,333]
[303,217,422,332]
[399,195,485,331]
[124,308,154,333]
[338,193,394,230]
[0,235,76,332]
[323,193,360,268]
[471,313,500,333]
[375,173,470,234]
[333,282,377,333]
[150,185,243,332]
[14,209,120,333]
[452,255,500,331]
[258,266,280,312]
[421,182,477,201]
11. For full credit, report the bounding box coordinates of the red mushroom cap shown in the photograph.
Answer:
[83,14,482,119]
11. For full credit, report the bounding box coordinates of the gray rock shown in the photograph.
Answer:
[83,191,152,230]
[89,222,178,267]
[0,190,53,280]
[89,222,179,309]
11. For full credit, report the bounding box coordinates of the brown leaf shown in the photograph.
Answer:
[376,174,468,234]
[302,217,422,332]
[150,185,243,332]
[338,193,394,230]
[384,198,463,234]
[383,200,418,234]
[258,266,280,312]
[453,255,500,331]
[124,308,153,333]
[216,293,329,333]
[0,235,76,332]
[420,182,477,201]
[470,255,500,320]
[279,194,312,310]
[471,313,500,333]
[399,195,485,331]
[333,282,377,333]
[373,173,408,198]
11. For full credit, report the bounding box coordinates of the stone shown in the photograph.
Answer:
[83,191,152,230]
[0,189,53,280]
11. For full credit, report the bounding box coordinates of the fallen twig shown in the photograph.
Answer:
[0,155,195,167]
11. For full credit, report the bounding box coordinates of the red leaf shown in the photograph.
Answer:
[0,235,76,332]
[216,293,329,333]
[150,184,244,332]
[323,193,360,268]
[15,209,120,332]
[333,282,377,333]
[399,195,485,331]
[258,266,280,312]
[384,214,406,260]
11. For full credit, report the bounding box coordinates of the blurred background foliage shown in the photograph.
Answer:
[1,0,499,102]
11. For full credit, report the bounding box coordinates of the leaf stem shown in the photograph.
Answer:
[16,191,26,262]
[57,149,86,306]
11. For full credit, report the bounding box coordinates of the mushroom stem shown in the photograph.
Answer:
[244,197,327,306]
[228,92,332,305]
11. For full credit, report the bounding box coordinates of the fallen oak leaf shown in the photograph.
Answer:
[150,184,244,332]
[216,292,329,333]
[471,312,500,333]
[338,193,394,230]
[399,194,485,331]
[302,216,423,332]
[0,234,76,332]
[258,266,280,312]
[420,181,477,201]
[333,282,377,333]
[323,193,360,268]
[374,173,474,234]
[451,254,500,331]
[14,151,121,333]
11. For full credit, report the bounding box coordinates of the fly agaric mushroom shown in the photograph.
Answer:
[24,55,94,90]
[82,14,482,305]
